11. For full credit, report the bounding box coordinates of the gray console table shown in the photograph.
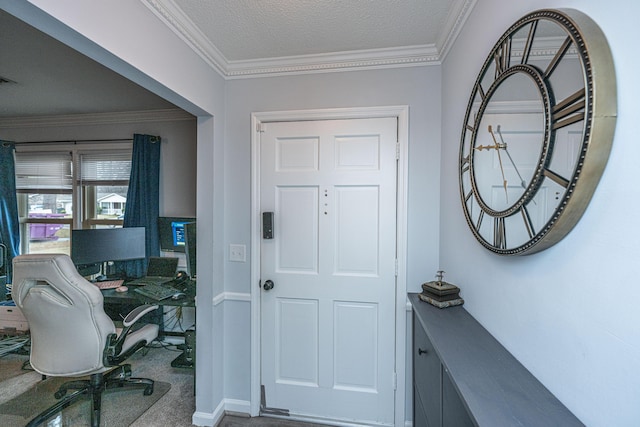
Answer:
[409,293,583,426]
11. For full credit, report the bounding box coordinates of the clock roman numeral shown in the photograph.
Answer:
[494,38,512,78]
[544,168,570,188]
[477,85,486,102]
[521,207,535,238]
[494,217,506,249]
[521,21,538,65]
[476,210,485,230]
[552,88,586,130]
[465,189,473,203]
[461,154,470,174]
[544,35,572,78]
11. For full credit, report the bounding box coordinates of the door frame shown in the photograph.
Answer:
[250,106,409,426]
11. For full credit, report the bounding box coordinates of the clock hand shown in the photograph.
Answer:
[496,126,526,189]
[496,126,537,206]
[488,125,508,203]
[474,144,500,151]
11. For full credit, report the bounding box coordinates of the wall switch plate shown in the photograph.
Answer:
[229,244,246,262]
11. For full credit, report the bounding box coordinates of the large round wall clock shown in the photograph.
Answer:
[458,9,617,255]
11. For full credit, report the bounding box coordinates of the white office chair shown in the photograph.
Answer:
[12,253,160,427]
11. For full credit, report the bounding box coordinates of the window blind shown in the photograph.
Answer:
[15,152,73,192]
[78,151,131,185]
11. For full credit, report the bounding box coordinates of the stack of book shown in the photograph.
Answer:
[419,271,464,309]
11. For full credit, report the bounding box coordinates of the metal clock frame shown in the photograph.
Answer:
[458,8,617,255]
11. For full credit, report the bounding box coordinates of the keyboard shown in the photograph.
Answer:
[127,277,173,286]
[94,279,125,290]
[133,283,178,301]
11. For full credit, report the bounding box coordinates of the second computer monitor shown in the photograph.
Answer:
[184,221,196,279]
[158,216,195,253]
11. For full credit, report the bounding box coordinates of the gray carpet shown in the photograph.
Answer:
[0,375,170,426]
[0,343,194,426]
[0,352,30,383]
[1,344,327,427]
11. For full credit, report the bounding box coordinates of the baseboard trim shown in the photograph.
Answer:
[193,400,224,427]
[191,399,251,426]
[192,407,220,427]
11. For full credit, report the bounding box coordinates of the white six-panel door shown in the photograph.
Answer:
[259,117,398,425]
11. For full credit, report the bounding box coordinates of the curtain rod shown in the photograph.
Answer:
[10,138,134,146]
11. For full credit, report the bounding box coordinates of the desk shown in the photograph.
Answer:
[102,280,196,369]
[101,283,196,308]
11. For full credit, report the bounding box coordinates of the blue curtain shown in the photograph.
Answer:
[0,141,20,284]
[119,134,161,278]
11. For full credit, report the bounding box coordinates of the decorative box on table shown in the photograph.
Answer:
[419,270,463,308]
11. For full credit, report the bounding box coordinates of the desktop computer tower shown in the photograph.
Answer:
[172,327,195,368]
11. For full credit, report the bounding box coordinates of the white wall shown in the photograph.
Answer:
[441,1,640,426]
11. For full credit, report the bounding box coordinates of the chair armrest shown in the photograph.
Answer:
[123,304,159,327]
[104,304,159,365]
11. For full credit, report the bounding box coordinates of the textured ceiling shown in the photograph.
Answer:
[155,0,474,76]
[0,0,474,118]
[172,0,451,61]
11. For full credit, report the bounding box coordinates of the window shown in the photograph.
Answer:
[15,151,73,255]
[15,145,132,255]
[77,151,131,228]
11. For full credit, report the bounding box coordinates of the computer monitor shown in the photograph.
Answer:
[158,217,195,253]
[184,222,196,279]
[71,227,146,276]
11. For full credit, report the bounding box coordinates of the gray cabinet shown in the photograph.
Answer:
[410,293,583,427]
[413,311,441,426]
[442,369,474,427]
[413,311,472,427]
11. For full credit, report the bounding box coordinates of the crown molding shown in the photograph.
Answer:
[143,0,476,79]
[225,44,441,79]
[142,0,228,76]
[437,0,477,60]
[0,108,194,129]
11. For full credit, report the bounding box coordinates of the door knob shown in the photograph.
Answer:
[263,280,274,291]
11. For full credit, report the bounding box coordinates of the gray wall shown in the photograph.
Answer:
[0,112,197,219]
[441,1,640,426]
[0,0,228,422]
[223,67,443,409]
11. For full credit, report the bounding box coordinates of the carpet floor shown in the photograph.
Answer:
[0,341,327,427]
[0,375,170,426]
[0,341,195,426]
[0,352,30,383]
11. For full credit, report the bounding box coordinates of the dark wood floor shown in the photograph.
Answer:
[219,415,328,427]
